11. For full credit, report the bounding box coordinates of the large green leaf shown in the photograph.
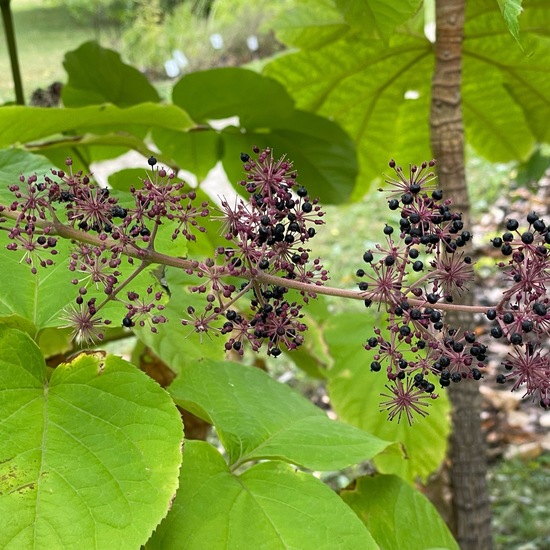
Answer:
[63,41,160,107]
[264,33,433,197]
[464,0,550,144]
[0,236,77,336]
[341,474,459,550]
[26,132,162,163]
[0,103,193,147]
[169,358,393,470]
[0,149,55,197]
[0,328,183,549]
[323,311,451,483]
[172,67,295,127]
[265,0,550,194]
[171,67,358,202]
[462,58,532,162]
[146,440,377,550]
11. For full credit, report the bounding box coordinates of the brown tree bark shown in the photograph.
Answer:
[430,0,493,548]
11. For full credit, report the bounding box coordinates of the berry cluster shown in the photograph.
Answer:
[2,149,549,422]
[1,157,208,342]
[181,147,327,356]
[488,214,550,407]
[358,160,488,422]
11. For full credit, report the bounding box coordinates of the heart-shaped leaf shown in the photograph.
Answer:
[0,328,183,549]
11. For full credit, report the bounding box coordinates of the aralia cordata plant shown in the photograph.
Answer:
[1,148,549,424]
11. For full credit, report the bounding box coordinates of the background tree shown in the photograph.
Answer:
[430,1,491,547]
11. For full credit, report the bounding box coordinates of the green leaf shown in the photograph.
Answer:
[0,103,193,147]
[37,327,73,359]
[0,149,55,200]
[221,109,358,204]
[324,311,451,483]
[170,67,357,202]
[516,146,550,186]
[63,41,160,107]
[341,474,459,550]
[286,300,333,379]
[334,0,423,42]
[0,314,36,336]
[172,67,295,128]
[152,128,221,181]
[272,0,349,49]
[169,358,393,470]
[146,440,377,550]
[462,58,533,162]
[28,133,162,163]
[265,0,550,192]
[0,237,77,336]
[108,168,149,192]
[0,328,183,549]
[496,0,525,48]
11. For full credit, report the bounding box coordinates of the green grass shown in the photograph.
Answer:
[0,0,117,103]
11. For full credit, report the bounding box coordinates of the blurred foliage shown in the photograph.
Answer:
[489,453,550,550]
[120,0,294,77]
[49,0,183,26]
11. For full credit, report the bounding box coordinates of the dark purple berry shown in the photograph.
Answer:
[521,231,534,244]
[502,312,514,324]
[427,293,439,304]
[526,211,539,224]
[506,219,519,231]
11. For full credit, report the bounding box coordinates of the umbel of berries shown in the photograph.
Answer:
[488,212,550,409]
[3,156,207,343]
[182,146,328,357]
[359,159,484,423]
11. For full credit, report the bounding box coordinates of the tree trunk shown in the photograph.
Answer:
[430,0,493,548]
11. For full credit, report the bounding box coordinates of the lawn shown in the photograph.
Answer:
[0,0,118,103]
